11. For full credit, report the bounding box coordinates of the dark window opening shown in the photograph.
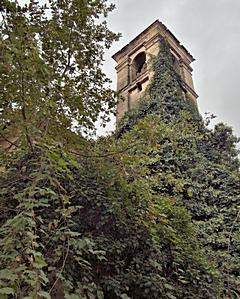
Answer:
[171,54,180,74]
[137,82,142,92]
[132,52,147,81]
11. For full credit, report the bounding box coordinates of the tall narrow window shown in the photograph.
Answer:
[132,52,147,81]
[171,54,180,75]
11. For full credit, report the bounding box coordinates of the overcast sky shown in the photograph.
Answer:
[100,0,240,137]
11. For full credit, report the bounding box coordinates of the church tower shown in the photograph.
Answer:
[112,20,198,123]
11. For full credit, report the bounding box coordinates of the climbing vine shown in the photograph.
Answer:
[112,38,240,298]
[0,28,239,299]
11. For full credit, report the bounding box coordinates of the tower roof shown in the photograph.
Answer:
[112,20,194,63]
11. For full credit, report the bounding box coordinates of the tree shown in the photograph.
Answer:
[0,8,239,298]
[0,0,119,150]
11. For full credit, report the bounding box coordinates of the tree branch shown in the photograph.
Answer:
[49,237,70,295]
[0,133,19,148]
[69,141,146,158]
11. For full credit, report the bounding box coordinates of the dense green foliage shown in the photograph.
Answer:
[0,4,239,298]
[0,142,221,298]
[0,0,119,148]
[111,38,240,297]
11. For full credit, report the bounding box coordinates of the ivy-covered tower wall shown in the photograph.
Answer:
[113,20,198,123]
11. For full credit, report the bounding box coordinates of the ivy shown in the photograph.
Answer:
[112,37,240,298]
[0,7,239,298]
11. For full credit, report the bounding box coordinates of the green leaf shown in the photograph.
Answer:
[37,291,51,299]
[97,290,104,299]
[178,279,189,284]
[0,269,17,281]
[33,256,47,269]
[0,288,14,295]
[166,293,177,299]
[164,283,174,290]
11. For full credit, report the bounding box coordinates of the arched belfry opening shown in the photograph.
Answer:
[112,20,198,123]
[131,52,147,81]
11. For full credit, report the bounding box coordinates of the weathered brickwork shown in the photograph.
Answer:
[112,20,198,123]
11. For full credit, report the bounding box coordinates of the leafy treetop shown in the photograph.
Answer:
[0,0,119,149]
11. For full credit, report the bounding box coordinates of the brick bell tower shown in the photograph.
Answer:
[112,20,198,123]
